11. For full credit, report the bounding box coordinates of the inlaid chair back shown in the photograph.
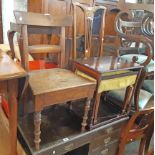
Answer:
[9,11,72,71]
[114,10,153,67]
[118,107,154,155]
[72,2,106,59]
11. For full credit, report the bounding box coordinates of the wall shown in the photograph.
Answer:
[2,0,27,43]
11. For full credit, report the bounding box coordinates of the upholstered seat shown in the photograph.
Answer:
[142,80,154,95]
[76,70,137,93]
[121,54,154,72]
[107,88,153,109]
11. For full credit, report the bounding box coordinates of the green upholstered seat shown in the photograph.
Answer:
[76,70,137,93]
[107,88,153,110]
[121,54,154,72]
[142,80,154,95]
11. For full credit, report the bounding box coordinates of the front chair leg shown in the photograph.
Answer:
[34,112,41,150]
[81,98,91,132]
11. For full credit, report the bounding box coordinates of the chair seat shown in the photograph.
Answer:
[28,45,61,54]
[142,80,154,95]
[121,54,154,72]
[107,88,153,109]
[29,68,95,95]
[76,70,137,93]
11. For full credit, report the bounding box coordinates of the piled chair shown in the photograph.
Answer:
[72,2,143,127]
[106,9,154,112]
[117,107,154,155]
[8,11,96,150]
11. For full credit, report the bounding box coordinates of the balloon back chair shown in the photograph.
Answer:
[118,107,154,155]
[106,9,154,113]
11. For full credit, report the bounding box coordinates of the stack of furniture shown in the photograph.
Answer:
[0,0,152,155]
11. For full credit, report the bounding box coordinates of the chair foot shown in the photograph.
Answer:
[34,112,41,150]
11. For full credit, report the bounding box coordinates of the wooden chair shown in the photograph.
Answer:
[118,107,154,155]
[72,2,143,127]
[8,11,96,150]
[105,10,154,113]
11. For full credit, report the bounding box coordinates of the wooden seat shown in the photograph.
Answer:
[8,11,96,151]
[118,107,154,155]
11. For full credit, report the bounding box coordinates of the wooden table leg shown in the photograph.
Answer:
[8,79,18,155]
[81,98,91,132]
[34,111,41,150]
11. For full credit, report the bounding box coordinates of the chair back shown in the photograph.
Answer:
[114,10,153,67]
[118,107,154,155]
[9,11,72,71]
[72,2,106,59]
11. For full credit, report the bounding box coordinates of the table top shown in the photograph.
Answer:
[73,56,142,74]
[0,52,26,81]
[29,68,96,95]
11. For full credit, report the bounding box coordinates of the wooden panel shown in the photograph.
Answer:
[28,0,43,13]
[28,0,44,45]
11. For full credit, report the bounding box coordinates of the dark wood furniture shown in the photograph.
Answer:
[0,52,26,155]
[8,11,96,151]
[72,2,107,58]
[17,104,128,155]
[72,56,142,127]
[118,107,154,155]
[105,6,154,113]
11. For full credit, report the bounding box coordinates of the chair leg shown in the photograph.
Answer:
[138,138,146,155]
[144,125,153,155]
[93,93,101,124]
[81,98,91,132]
[118,140,126,155]
[34,112,41,150]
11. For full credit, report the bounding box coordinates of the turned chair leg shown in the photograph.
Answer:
[81,99,91,132]
[34,112,41,150]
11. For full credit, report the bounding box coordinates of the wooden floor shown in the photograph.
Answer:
[0,103,26,155]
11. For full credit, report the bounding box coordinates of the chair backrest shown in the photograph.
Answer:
[72,2,106,59]
[114,10,153,67]
[10,11,72,71]
[118,107,154,155]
